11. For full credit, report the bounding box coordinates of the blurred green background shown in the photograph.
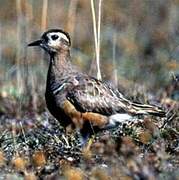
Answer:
[0,0,178,115]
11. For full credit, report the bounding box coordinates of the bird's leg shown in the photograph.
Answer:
[63,100,108,129]
[82,135,94,150]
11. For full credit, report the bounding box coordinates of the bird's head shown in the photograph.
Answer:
[28,29,71,54]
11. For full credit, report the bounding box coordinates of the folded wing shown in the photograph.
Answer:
[67,75,165,117]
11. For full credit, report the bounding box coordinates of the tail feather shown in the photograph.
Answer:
[129,102,166,117]
[104,102,165,130]
[117,96,166,117]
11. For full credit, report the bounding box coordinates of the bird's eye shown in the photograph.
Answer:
[51,34,59,40]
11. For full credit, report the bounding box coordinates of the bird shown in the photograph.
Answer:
[28,29,166,141]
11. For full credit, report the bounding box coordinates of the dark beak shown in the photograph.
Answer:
[28,40,42,47]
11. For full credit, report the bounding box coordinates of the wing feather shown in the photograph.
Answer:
[65,75,165,117]
[67,76,128,115]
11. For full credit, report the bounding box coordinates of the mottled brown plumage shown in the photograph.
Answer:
[28,29,166,138]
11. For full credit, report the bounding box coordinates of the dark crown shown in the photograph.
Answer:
[42,29,71,46]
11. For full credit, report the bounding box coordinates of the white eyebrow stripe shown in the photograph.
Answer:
[48,32,69,42]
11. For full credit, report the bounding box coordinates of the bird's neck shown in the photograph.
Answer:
[51,49,71,71]
[47,49,72,87]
